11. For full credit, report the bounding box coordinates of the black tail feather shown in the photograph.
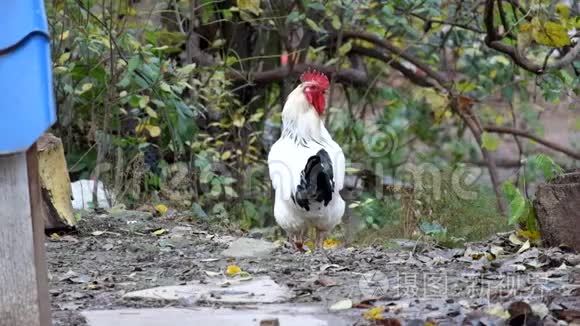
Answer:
[294,149,334,211]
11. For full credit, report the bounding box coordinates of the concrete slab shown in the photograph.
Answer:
[123,276,291,304]
[82,306,354,326]
[221,237,278,258]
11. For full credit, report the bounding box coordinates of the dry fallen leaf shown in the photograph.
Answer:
[50,233,61,241]
[363,306,385,320]
[91,231,105,236]
[490,246,504,257]
[317,276,338,287]
[238,271,253,281]
[152,229,167,236]
[329,299,352,311]
[486,303,510,319]
[226,264,242,277]
[517,240,531,254]
[323,238,340,249]
[509,233,524,245]
[155,204,168,215]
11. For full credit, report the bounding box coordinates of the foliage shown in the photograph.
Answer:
[47,0,578,241]
[501,153,564,233]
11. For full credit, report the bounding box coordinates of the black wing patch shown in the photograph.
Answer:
[293,149,335,211]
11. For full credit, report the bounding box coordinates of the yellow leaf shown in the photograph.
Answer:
[482,132,500,151]
[233,116,245,128]
[363,306,385,320]
[221,151,232,160]
[155,204,168,215]
[58,52,71,65]
[414,88,449,123]
[237,0,260,15]
[152,228,167,236]
[50,233,61,241]
[486,304,510,319]
[519,22,533,33]
[531,18,571,47]
[517,229,541,241]
[60,30,70,41]
[556,3,570,19]
[145,106,158,119]
[323,238,340,249]
[146,125,161,137]
[53,66,68,74]
[226,265,242,277]
[304,240,315,250]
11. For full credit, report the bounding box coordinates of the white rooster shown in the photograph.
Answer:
[268,70,345,251]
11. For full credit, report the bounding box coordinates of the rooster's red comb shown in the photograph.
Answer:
[300,70,329,90]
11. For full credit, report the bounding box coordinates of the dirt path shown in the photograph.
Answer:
[48,211,580,325]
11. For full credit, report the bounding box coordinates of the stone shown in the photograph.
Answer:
[82,305,354,326]
[123,276,291,304]
[534,171,580,251]
[221,237,277,258]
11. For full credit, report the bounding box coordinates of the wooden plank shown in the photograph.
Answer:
[27,144,52,325]
[0,150,50,326]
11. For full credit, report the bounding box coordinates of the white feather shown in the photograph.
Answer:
[267,84,345,235]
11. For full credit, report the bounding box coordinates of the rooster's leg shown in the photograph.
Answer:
[315,229,327,249]
[290,233,305,252]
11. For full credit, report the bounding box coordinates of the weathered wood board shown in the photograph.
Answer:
[0,149,51,325]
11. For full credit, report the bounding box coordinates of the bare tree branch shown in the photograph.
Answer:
[342,31,450,88]
[484,125,580,160]
[350,46,436,87]
[228,64,368,86]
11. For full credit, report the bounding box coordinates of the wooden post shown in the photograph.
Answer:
[0,144,51,326]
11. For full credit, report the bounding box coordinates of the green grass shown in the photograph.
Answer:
[352,168,509,247]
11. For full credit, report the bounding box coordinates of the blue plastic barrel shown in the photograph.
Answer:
[0,1,56,154]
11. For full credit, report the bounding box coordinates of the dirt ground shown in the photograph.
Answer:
[48,210,580,325]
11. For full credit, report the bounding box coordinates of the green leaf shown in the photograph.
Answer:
[502,182,527,225]
[337,41,352,56]
[76,83,93,95]
[224,186,238,198]
[145,106,158,119]
[305,18,321,32]
[127,56,140,73]
[159,81,172,93]
[58,52,71,65]
[249,111,264,122]
[481,132,500,151]
[530,154,563,180]
[138,95,150,108]
[177,63,196,78]
[331,15,342,30]
[286,11,303,24]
